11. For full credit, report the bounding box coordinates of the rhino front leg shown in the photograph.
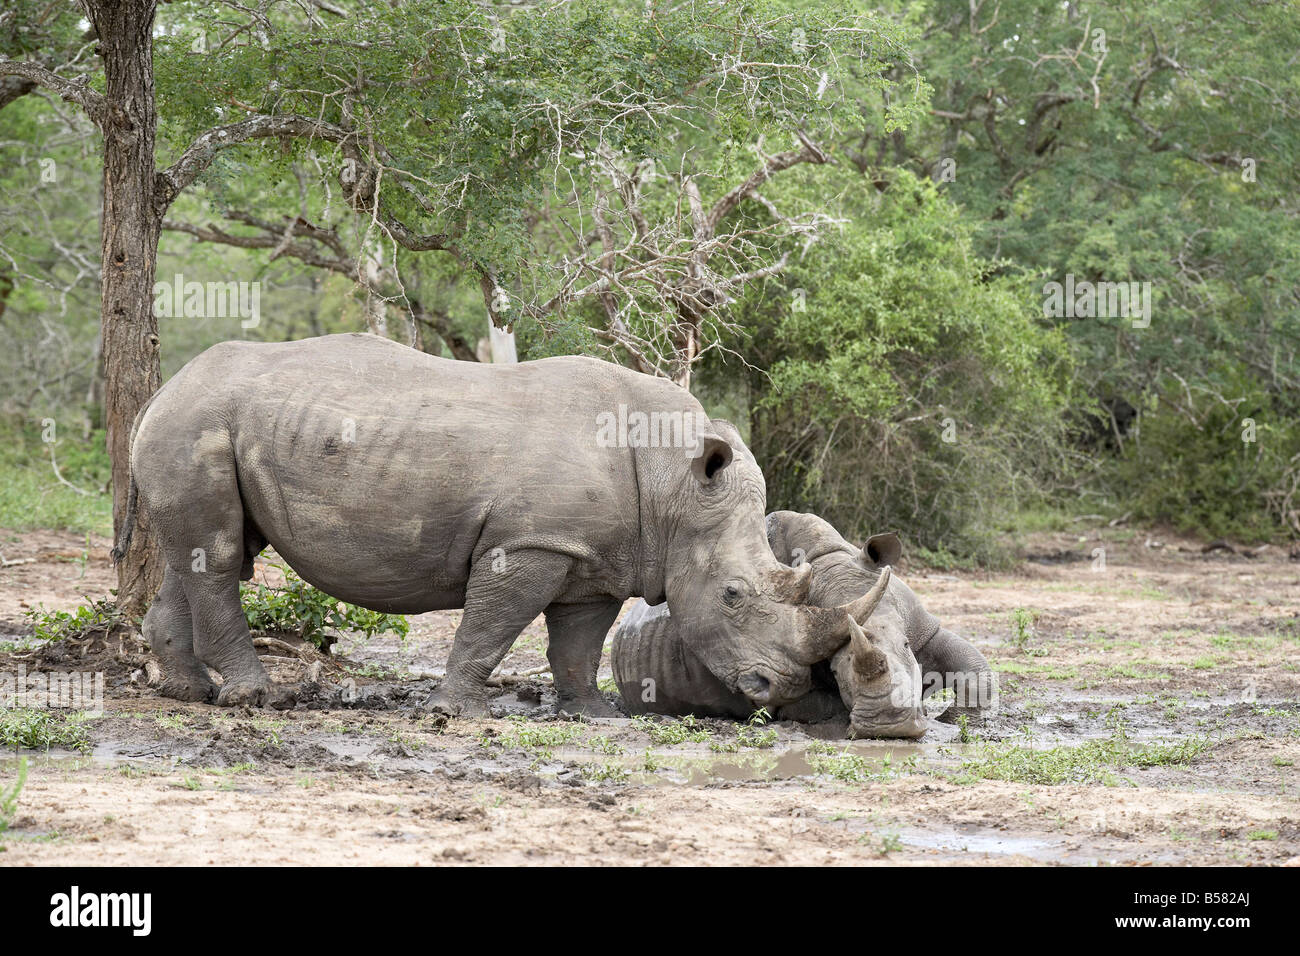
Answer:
[918,627,996,721]
[422,550,572,718]
[545,600,621,717]
[143,565,216,702]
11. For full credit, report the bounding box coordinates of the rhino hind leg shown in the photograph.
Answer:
[142,448,272,706]
[143,565,216,703]
[545,599,622,718]
[180,567,273,707]
[421,550,573,718]
[917,628,995,721]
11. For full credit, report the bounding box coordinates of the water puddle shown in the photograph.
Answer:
[2,740,190,774]
[896,824,1185,864]
[900,825,1067,861]
[1,750,95,772]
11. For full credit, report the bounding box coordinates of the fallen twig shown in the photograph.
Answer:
[259,654,303,666]
[253,635,315,660]
[488,664,551,686]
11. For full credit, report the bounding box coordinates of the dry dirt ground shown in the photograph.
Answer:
[1,525,1298,866]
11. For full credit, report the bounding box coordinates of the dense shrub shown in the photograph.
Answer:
[723,171,1075,562]
[1109,377,1300,542]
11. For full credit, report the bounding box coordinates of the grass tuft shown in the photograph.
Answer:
[0,710,91,753]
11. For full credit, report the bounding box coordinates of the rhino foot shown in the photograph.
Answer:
[216,678,273,708]
[420,685,489,718]
[556,695,619,718]
[157,675,217,703]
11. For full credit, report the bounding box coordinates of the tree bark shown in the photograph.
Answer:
[88,0,164,616]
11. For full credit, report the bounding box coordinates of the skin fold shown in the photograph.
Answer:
[613,511,996,738]
[124,334,856,714]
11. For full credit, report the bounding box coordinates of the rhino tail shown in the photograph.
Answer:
[110,475,139,567]
[110,391,158,567]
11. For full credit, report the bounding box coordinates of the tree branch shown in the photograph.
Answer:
[156,114,356,211]
[0,57,105,124]
[164,211,483,361]
[162,217,356,276]
[705,132,829,234]
[157,113,457,256]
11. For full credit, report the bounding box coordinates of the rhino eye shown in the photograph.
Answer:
[722,584,742,606]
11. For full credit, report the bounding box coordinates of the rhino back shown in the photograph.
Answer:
[133,334,702,612]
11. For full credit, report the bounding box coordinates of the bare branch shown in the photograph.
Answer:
[163,217,356,275]
[706,132,829,234]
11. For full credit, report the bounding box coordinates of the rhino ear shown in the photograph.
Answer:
[690,433,734,485]
[861,532,902,569]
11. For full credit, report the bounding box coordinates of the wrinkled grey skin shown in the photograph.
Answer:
[767,511,996,733]
[613,511,996,738]
[121,334,853,715]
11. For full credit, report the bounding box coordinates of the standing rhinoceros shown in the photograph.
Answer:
[612,510,996,738]
[117,334,864,716]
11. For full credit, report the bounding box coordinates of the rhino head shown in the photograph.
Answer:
[767,510,995,738]
[656,425,885,709]
[829,570,928,739]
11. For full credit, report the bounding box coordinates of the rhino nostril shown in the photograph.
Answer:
[738,670,773,703]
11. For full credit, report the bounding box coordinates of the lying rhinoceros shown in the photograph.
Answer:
[612,510,996,737]
[118,334,868,715]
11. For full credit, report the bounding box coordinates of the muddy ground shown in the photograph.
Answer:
[1,525,1298,866]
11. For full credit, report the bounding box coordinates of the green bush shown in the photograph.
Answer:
[241,564,409,651]
[725,170,1075,563]
[24,599,129,642]
[1108,378,1300,542]
[0,711,90,753]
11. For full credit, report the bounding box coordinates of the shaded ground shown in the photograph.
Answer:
[1,524,1298,866]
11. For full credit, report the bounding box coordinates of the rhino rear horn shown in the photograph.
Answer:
[849,617,888,681]
[773,561,814,603]
[792,566,893,661]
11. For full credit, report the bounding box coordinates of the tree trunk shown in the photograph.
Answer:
[362,239,389,337]
[89,0,164,616]
[487,321,517,364]
[476,319,518,364]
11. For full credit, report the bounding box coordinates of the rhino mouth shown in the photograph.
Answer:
[737,670,772,702]
[848,711,928,739]
[848,690,927,739]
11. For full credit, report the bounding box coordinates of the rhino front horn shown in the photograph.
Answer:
[794,566,893,661]
[841,565,891,625]
[849,616,888,681]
